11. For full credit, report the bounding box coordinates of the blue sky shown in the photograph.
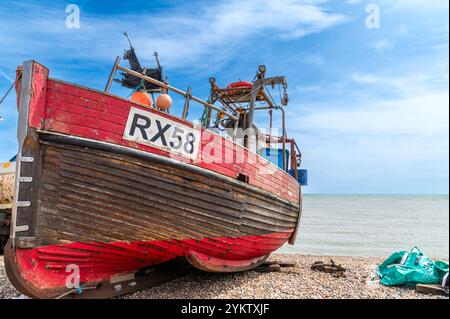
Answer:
[0,0,448,194]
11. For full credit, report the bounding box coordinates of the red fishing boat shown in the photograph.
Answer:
[4,43,307,298]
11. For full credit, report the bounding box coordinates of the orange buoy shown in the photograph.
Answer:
[156,93,172,110]
[130,91,152,108]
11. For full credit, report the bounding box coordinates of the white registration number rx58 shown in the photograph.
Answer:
[124,107,201,159]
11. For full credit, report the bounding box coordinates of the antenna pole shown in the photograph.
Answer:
[154,52,161,69]
[123,32,133,49]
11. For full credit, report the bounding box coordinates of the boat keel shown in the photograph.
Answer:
[5,239,192,299]
[186,250,270,273]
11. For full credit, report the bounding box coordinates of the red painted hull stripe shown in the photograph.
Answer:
[15,230,292,290]
[36,79,300,203]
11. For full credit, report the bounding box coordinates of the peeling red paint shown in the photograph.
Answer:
[15,231,292,291]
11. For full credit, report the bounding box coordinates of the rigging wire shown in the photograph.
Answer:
[278,83,282,104]
[0,72,21,106]
[264,85,278,108]
[126,78,145,98]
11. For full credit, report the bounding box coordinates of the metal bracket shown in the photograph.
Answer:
[10,61,34,248]
[15,236,36,248]
[14,225,30,232]
[16,201,31,207]
[18,176,32,183]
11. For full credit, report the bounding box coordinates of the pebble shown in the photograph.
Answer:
[120,255,448,299]
[0,256,21,299]
[0,255,447,299]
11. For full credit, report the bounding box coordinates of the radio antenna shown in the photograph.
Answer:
[154,52,161,69]
[123,32,134,49]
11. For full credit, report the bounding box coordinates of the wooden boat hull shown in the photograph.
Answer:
[5,61,302,298]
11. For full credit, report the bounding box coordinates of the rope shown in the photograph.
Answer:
[278,83,283,105]
[264,86,277,108]
[199,106,209,127]
[213,116,225,128]
[54,284,97,299]
[213,117,227,131]
[150,92,155,106]
[0,72,22,106]
[127,78,145,98]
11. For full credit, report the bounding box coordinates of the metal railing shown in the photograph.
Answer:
[104,57,239,125]
[254,105,287,171]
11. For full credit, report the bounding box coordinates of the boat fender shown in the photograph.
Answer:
[130,90,152,108]
[156,93,172,110]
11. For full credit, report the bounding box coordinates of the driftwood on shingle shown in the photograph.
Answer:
[311,259,347,278]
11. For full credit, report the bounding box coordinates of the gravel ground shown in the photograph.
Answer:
[0,256,21,299]
[1,254,447,299]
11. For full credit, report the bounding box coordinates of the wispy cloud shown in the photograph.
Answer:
[303,54,325,66]
[295,85,325,93]
[288,87,449,193]
[380,0,449,12]
[351,73,381,84]
[0,0,347,161]
[297,92,448,136]
[0,0,346,71]
[371,38,393,53]
[0,0,448,193]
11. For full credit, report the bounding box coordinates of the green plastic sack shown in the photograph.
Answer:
[377,247,449,287]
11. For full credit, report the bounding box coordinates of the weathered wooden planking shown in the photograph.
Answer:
[43,79,300,204]
[35,137,298,247]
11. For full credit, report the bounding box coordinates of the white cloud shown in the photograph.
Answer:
[351,73,381,84]
[287,49,449,193]
[297,92,449,136]
[380,0,449,12]
[346,0,361,4]
[0,0,346,71]
[0,0,346,162]
[303,54,325,66]
[371,38,393,53]
[296,85,324,93]
[397,25,409,35]
[288,89,449,193]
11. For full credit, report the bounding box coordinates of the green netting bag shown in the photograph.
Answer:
[377,247,449,287]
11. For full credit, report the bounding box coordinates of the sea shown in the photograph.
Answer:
[279,194,449,259]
